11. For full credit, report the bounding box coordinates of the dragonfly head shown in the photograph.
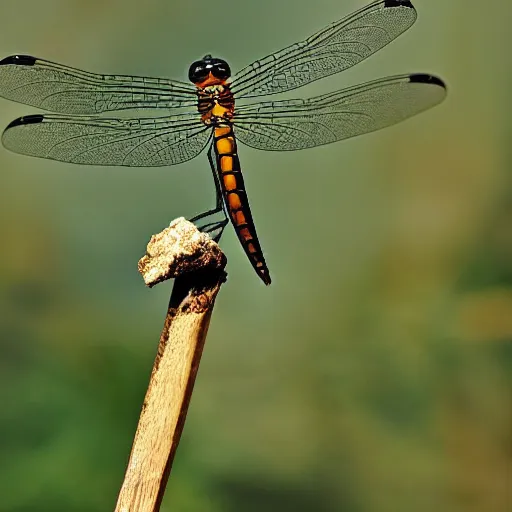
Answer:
[188,55,231,87]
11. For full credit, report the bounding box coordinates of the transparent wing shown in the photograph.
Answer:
[233,74,446,151]
[230,0,416,98]
[2,112,211,166]
[0,55,197,114]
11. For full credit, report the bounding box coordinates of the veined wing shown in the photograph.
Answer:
[230,0,416,98]
[233,74,446,151]
[2,112,210,166]
[0,55,197,114]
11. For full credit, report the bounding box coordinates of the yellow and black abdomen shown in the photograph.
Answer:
[213,124,271,285]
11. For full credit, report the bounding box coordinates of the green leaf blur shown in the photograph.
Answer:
[0,1,510,511]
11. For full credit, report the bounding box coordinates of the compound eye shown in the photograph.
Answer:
[188,63,209,83]
[213,61,231,80]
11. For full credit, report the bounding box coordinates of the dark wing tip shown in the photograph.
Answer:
[0,54,37,66]
[6,114,44,130]
[384,0,414,8]
[409,74,446,89]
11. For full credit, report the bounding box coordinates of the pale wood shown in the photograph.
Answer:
[114,218,226,512]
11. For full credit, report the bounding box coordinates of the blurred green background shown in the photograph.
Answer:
[0,1,511,511]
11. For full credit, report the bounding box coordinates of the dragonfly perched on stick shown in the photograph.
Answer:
[0,0,446,285]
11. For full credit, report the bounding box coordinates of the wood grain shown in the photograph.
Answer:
[114,219,226,512]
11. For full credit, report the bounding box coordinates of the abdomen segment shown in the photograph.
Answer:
[213,125,271,285]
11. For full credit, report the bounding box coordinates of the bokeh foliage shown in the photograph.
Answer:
[0,1,510,511]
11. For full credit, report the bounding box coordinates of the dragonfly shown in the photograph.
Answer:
[0,0,446,285]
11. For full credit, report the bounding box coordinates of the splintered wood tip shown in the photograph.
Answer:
[138,217,226,287]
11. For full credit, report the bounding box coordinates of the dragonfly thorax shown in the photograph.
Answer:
[203,84,227,95]
[197,85,235,125]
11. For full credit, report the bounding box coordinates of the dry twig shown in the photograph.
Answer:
[114,218,227,512]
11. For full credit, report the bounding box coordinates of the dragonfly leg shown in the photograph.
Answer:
[189,142,228,242]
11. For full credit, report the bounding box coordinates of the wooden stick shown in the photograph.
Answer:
[114,218,227,512]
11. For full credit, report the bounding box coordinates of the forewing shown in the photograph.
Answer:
[233,74,446,151]
[0,55,197,114]
[2,112,210,166]
[231,0,416,98]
